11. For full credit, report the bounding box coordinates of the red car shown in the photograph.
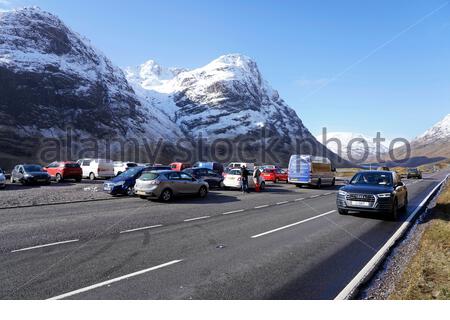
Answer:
[44,161,82,183]
[261,168,288,183]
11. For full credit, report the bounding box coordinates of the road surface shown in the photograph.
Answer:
[0,170,447,299]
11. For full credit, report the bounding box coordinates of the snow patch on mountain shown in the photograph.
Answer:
[416,114,450,143]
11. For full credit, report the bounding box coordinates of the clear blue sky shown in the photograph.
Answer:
[2,0,450,140]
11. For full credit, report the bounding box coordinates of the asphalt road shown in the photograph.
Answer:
[0,170,448,300]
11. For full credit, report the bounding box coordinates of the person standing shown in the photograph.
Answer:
[240,165,249,193]
[253,167,262,192]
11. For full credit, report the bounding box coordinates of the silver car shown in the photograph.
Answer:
[134,170,209,202]
[0,168,6,189]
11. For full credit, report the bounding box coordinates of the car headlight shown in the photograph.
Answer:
[114,181,126,187]
[24,174,32,178]
[377,193,392,198]
[338,190,348,196]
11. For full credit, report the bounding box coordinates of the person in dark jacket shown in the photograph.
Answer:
[240,165,249,193]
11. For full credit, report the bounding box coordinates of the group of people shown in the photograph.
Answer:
[239,165,262,194]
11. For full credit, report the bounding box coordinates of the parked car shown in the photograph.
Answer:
[44,161,82,183]
[170,162,192,172]
[183,167,225,188]
[288,155,335,188]
[103,166,149,196]
[10,164,51,185]
[223,169,266,190]
[77,159,115,180]
[0,168,6,189]
[226,162,255,170]
[134,170,209,202]
[261,168,288,183]
[337,171,408,220]
[407,168,422,179]
[193,162,224,175]
[113,161,138,176]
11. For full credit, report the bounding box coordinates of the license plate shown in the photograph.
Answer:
[350,201,370,207]
[136,191,147,195]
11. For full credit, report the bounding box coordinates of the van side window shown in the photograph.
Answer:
[82,160,91,166]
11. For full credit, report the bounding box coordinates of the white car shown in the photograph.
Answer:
[227,162,255,170]
[0,168,6,189]
[223,169,265,190]
[113,161,138,176]
[77,159,115,180]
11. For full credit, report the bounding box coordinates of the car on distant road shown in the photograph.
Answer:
[113,161,138,176]
[223,169,266,190]
[226,162,255,170]
[337,171,408,220]
[103,166,148,196]
[0,168,6,189]
[407,168,422,179]
[10,164,51,185]
[261,168,288,183]
[44,161,82,183]
[377,166,390,171]
[134,170,209,202]
[183,167,225,188]
[77,158,115,180]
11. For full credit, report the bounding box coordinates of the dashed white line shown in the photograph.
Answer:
[251,210,337,239]
[222,209,245,215]
[184,216,210,222]
[295,198,305,202]
[255,205,270,209]
[276,201,289,205]
[11,239,80,253]
[324,192,333,196]
[310,195,320,199]
[120,225,163,234]
[48,260,183,300]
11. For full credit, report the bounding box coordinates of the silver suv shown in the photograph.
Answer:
[134,170,209,202]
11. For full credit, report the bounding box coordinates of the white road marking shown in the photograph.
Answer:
[335,174,450,300]
[324,192,333,196]
[120,225,163,234]
[310,195,320,199]
[11,239,79,253]
[184,216,210,222]
[222,209,245,215]
[251,210,337,239]
[255,205,270,209]
[295,198,305,202]
[48,260,183,300]
[276,201,289,205]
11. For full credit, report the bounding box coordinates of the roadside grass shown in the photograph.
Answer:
[389,181,450,300]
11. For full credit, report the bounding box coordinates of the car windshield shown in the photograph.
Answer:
[139,172,160,181]
[23,165,43,172]
[118,167,143,178]
[350,172,393,186]
[64,163,80,168]
[408,169,418,173]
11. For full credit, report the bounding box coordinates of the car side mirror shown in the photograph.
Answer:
[344,180,349,185]
[397,182,404,187]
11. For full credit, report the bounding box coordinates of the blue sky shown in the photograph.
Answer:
[1,0,449,140]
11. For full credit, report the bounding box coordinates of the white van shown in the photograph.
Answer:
[227,162,255,170]
[288,155,335,188]
[77,159,115,180]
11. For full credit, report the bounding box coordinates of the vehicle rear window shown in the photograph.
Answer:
[139,172,160,181]
[64,163,80,168]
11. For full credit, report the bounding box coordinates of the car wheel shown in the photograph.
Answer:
[219,181,225,189]
[56,173,63,183]
[198,186,208,198]
[126,187,134,196]
[89,173,96,181]
[338,209,348,215]
[390,199,398,221]
[401,194,408,212]
[160,189,173,202]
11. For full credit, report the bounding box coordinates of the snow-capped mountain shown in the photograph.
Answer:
[315,132,390,161]
[126,54,313,142]
[415,114,450,144]
[0,7,182,142]
[0,7,346,167]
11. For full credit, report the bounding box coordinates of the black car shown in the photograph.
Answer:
[407,168,422,179]
[183,167,224,188]
[10,164,51,185]
[337,171,408,220]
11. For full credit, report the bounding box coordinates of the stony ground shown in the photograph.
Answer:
[0,180,113,208]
